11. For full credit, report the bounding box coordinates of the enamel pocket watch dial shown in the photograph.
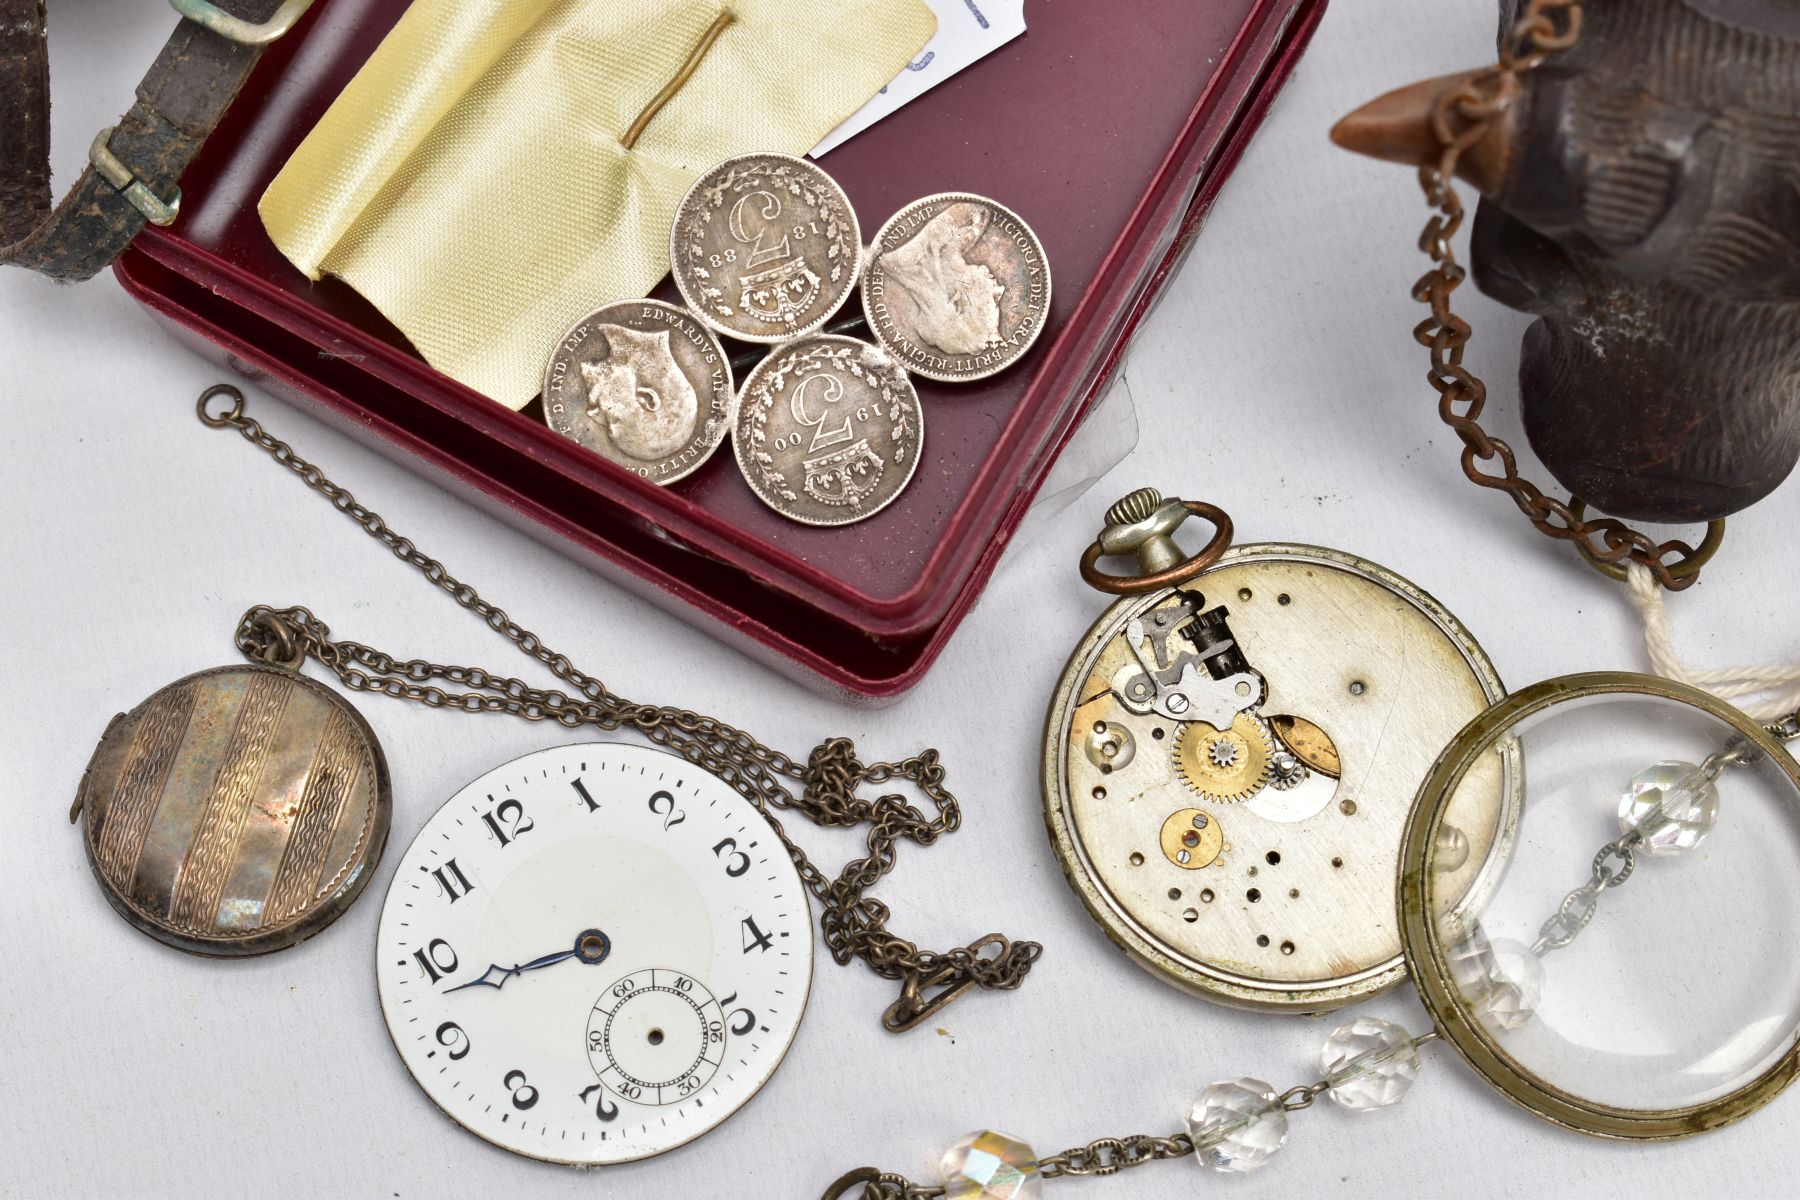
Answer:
[375,742,813,1164]
[1044,492,1516,1012]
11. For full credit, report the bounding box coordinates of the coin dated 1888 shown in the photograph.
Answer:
[670,153,864,344]
[542,299,735,485]
[861,192,1052,383]
[732,335,923,527]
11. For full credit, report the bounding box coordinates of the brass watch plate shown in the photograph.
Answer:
[1043,543,1515,1012]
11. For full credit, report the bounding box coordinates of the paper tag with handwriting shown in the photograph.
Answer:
[812,0,1027,157]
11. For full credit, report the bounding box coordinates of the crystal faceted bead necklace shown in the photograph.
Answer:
[820,710,1795,1198]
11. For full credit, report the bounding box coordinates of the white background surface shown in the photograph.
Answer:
[4,2,1797,1198]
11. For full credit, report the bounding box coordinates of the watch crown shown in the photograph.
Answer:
[1105,486,1164,527]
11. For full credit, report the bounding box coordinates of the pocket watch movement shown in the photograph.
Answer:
[1043,489,1516,1012]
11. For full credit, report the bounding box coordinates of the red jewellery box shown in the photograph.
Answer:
[117,0,1328,700]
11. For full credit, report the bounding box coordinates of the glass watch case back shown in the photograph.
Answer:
[1403,674,1800,1138]
[1044,544,1515,1012]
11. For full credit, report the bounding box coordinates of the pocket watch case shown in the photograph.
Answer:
[112,0,1328,700]
[74,663,391,956]
[1044,494,1513,1012]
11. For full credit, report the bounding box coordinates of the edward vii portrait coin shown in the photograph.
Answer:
[732,334,923,527]
[670,153,864,345]
[861,192,1052,383]
[543,299,736,485]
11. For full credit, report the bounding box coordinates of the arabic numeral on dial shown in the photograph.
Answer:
[616,1081,644,1101]
[740,915,773,954]
[430,858,475,903]
[480,796,534,847]
[706,1018,723,1045]
[503,1069,539,1110]
[588,1029,604,1052]
[673,974,694,993]
[648,790,686,829]
[572,776,599,812]
[612,977,637,1000]
[719,992,757,1037]
[712,836,750,877]
[412,938,458,983]
[434,1021,470,1060]
[677,1074,701,1096]
[579,1083,619,1122]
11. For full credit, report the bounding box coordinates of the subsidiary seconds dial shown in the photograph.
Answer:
[375,742,814,1164]
[587,969,726,1106]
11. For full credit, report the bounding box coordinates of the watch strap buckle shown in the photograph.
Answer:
[88,127,181,227]
[168,0,314,46]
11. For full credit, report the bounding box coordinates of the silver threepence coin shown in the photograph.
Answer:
[861,192,1052,383]
[670,152,864,344]
[732,335,923,527]
[542,299,735,485]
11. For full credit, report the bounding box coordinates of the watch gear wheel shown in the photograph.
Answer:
[1270,750,1308,791]
[1173,712,1275,803]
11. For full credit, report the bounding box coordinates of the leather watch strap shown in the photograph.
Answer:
[0,0,51,251]
[0,0,286,282]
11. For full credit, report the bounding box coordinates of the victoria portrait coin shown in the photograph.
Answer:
[732,334,923,527]
[670,153,863,344]
[75,663,391,956]
[542,299,735,485]
[375,742,814,1165]
[861,192,1052,383]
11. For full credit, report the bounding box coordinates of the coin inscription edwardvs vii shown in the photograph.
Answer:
[671,153,864,344]
[732,335,923,527]
[861,192,1052,382]
[543,299,735,485]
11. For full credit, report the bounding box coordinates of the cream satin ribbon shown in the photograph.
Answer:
[260,0,935,409]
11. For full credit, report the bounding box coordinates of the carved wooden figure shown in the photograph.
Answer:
[1334,0,1800,523]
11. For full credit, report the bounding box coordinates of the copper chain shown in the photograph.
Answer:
[197,385,1040,1030]
[1414,0,1717,591]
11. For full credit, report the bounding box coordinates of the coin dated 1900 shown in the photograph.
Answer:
[732,335,923,527]
[861,192,1052,383]
[670,153,864,345]
[542,299,735,485]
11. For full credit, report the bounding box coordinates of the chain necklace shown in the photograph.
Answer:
[196,383,1040,1031]
[1410,0,1723,591]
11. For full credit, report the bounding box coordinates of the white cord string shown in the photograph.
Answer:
[1624,561,1800,724]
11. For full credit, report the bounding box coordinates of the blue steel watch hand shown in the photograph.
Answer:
[446,927,612,994]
